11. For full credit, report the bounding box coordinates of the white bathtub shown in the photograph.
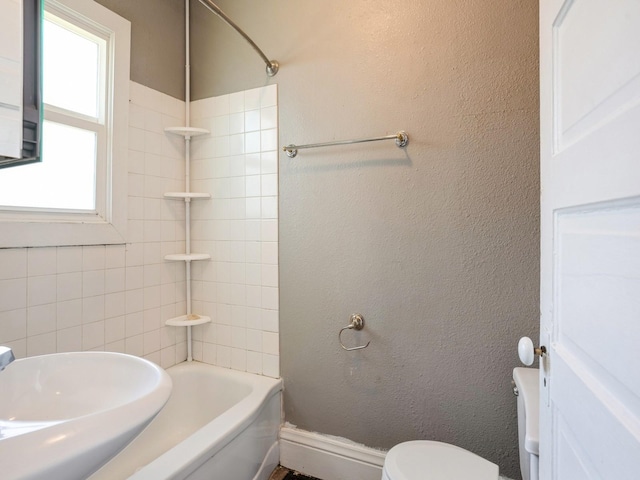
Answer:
[89,362,283,480]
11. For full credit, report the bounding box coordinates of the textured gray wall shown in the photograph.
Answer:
[95,0,185,99]
[191,1,539,478]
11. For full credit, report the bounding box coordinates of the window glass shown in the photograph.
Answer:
[0,121,96,210]
[43,18,100,118]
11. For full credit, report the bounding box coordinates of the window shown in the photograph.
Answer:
[0,0,130,247]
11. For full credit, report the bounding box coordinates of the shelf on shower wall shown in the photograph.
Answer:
[164,192,211,199]
[164,126,210,138]
[165,314,211,327]
[164,253,211,262]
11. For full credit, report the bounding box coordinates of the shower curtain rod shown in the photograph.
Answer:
[283,131,409,158]
[198,0,279,76]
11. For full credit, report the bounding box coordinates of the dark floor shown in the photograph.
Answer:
[268,465,322,480]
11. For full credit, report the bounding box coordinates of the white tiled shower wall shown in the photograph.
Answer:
[188,85,280,378]
[0,82,279,376]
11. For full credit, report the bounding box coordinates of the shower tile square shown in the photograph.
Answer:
[0,308,26,342]
[245,109,260,132]
[126,311,144,336]
[246,285,261,308]
[217,345,231,368]
[27,303,56,336]
[125,334,144,357]
[202,342,217,364]
[261,265,278,288]
[245,308,261,330]
[145,131,164,156]
[246,328,261,352]
[213,114,230,137]
[128,221,144,243]
[261,174,278,197]
[161,282,176,305]
[212,94,230,117]
[57,326,82,352]
[126,265,144,290]
[144,285,161,309]
[229,155,246,177]
[246,220,261,241]
[247,350,261,374]
[229,133,245,155]
[246,175,261,197]
[105,245,126,269]
[57,247,82,274]
[82,295,105,324]
[244,88,262,111]
[230,112,244,134]
[143,307,161,333]
[261,129,278,152]
[27,275,56,306]
[143,221,162,243]
[105,268,125,294]
[246,242,261,263]
[261,220,278,242]
[129,149,145,174]
[57,299,82,329]
[260,85,277,108]
[57,272,82,302]
[144,153,164,177]
[231,348,246,371]
[246,263,261,286]
[262,331,279,355]
[229,177,245,198]
[229,91,244,113]
[245,153,261,175]
[261,242,278,265]
[215,136,230,157]
[27,248,57,276]
[0,278,26,312]
[245,131,261,153]
[105,292,125,319]
[260,106,277,130]
[231,327,246,349]
[83,245,105,271]
[129,126,145,152]
[261,151,277,174]
[262,287,279,310]
[143,242,162,266]
[246,197,261,219]
[144,109,163,133]
[262,309,279,333]
[125,288,144,314]
[82,320,105,350]
[105,315,125,343]
[26,332,56,357]
[129,103,145,128]
[262,353,279,378]
[83,270,105,297]
[143,330,160,355]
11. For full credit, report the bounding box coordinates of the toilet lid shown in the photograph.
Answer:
[382,441,499,480]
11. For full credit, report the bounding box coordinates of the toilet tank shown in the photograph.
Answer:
[513,368,539,480]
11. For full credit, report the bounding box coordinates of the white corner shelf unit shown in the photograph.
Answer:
[164,0,213,362]
[164,122,212,361]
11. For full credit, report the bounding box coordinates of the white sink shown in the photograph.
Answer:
[0,352,172,480]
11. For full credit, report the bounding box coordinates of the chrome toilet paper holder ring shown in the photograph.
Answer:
[339,314,370,351]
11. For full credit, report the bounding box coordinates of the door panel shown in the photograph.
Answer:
[540,0,640,478]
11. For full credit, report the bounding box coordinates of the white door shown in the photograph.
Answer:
[539,0,640,478]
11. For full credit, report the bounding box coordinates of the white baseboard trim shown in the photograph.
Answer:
[279,426,386,480]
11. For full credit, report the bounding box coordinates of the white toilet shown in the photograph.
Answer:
[381,367,539,480]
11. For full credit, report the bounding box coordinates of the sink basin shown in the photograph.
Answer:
[0,352,172,480]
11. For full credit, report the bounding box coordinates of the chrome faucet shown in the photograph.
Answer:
[0,346,15,370]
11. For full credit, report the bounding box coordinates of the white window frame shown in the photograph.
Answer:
[0,0,130,247]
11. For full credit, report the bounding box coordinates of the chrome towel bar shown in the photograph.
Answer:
[283,131,409,158]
